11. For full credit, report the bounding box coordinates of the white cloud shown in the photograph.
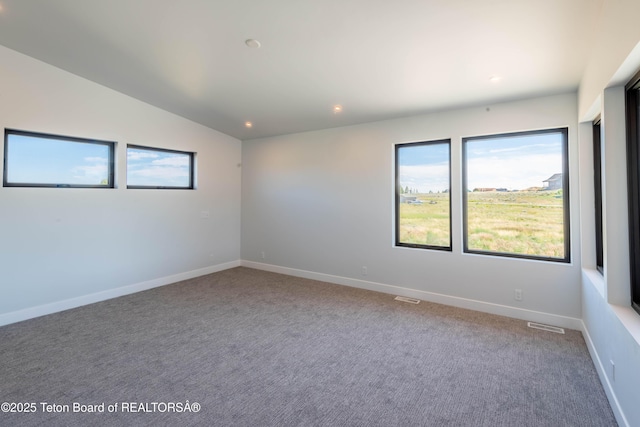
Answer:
[487,143,552,154]
[151,156,189,167]
[399,151,563,193]
[129,166,188,179]
[466,153,561,190]
[72,164,108,183]
[399,163,449,192]
[128,151,159,161]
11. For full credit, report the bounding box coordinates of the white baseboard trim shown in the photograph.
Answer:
[581,320,629,427]
[241,260,583,330]
[0,260,241,327]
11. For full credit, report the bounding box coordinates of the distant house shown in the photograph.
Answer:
[400,195,417,203]
[543,173,563,190]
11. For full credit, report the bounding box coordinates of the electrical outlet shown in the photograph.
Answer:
[362,266,368,276]
[514,289,523,301]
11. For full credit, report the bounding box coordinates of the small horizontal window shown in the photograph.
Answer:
[3,129,114,188]
[127,145,194,189]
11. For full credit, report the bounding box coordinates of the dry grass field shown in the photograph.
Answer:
[398,191,565,258]
[398,192,451,247]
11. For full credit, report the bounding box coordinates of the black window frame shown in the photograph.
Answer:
[593,118,604,274]
[3,128,115,189]
[126,144,195,190]
[462,128,571,263]
[625,68,640,315]
[394,139,452,252]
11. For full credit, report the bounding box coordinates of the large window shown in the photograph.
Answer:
[625,69,640,315]
[462,128,570,262]
[3,129,114,188]
[127,145,194,189]
[593,118,604,273]
[395,139,451,251]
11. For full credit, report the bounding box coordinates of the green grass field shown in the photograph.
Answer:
[398,191,565,258]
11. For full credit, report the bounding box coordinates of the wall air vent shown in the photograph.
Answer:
[527,322,565,334]
[394,296,420,304]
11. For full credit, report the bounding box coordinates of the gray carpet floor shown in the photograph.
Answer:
[0,267,616,426]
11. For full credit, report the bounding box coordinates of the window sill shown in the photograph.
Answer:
[611,304,640,347]
[583,267,640,346]
[583,268,605,299]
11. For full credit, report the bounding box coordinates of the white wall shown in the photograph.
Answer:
[242,93,582,326]
[577,1,640,425]
[578,85,640,426]
[0,45,242,323]
[578,86,640,427]
[579,0,640,118]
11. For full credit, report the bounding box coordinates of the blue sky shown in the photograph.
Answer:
[398,132,563,193]
[127,147,190,187]
[6,134,110,185]
[465,133,563,190]
[6,134,191,187]
[398,142,450,193]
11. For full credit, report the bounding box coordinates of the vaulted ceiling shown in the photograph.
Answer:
[0,0,602,140]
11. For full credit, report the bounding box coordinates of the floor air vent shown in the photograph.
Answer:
[527,322,565,334]
[394,296,420,304]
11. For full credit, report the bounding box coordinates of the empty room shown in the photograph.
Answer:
[1,0,639,426]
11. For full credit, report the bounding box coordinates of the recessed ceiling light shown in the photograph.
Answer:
[489,75,502,83]
[245,121,253,128]
[245,39,261,49]
[333,105,343,113]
